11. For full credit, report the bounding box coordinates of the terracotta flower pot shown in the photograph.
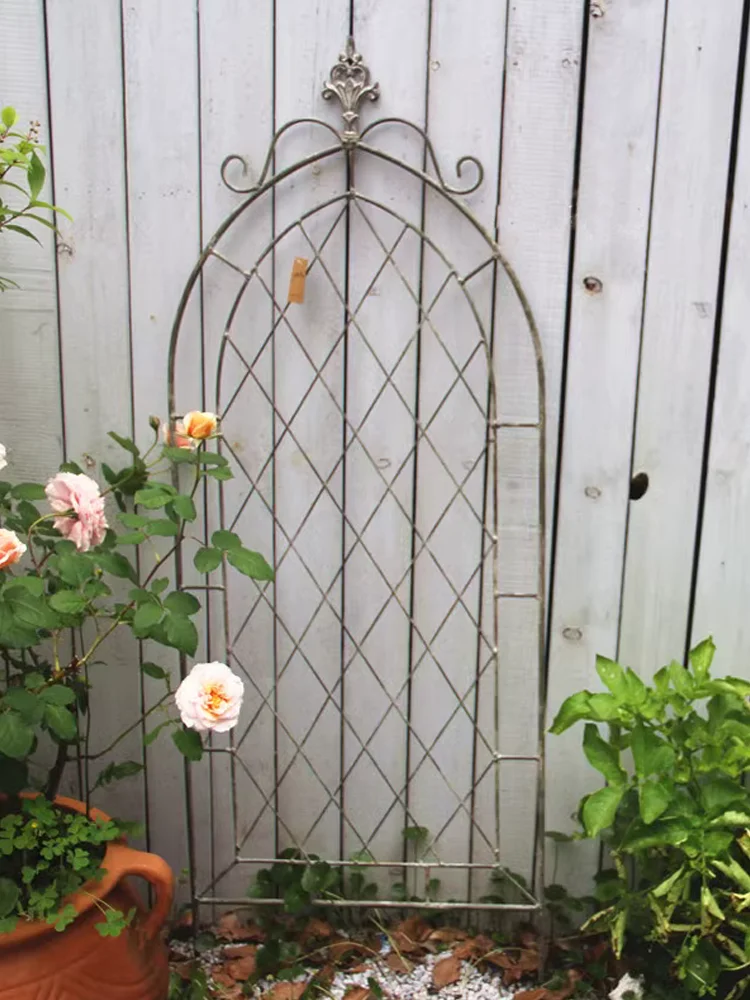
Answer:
[0,795,174,1000]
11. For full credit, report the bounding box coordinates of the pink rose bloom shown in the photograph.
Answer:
[45,472,108,552]
[175,661,244,732]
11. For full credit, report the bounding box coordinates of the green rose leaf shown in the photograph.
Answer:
[196,452,228,467]
[227,547,274,581]
[2,688,43,724]
[170,494,197,522]
[48,590,88,615]
[194,547,223,573]
[145,519,179,538]
[211,530,241,551]
[93,760,144,790]
[4,590,59,630]
[108,431,140,457]
[55,550,94,587]
[165,614,198,656]
[39,685,76,706]
[164,591,201,616]
[0,602,39,648]
[205,466,233,481]
[43,704,78,741]
[96,551,137,583]
[172,727,203,762]
[582,785,625,838]
[134,487,173,509]
[133,603,164,632]
[0,711,34,759]
[117,531,145,546]
[162,446,198,465]
[141,662,168,681]
[118,513,148,529]
[3,576,44,597]
[9,483,47,501]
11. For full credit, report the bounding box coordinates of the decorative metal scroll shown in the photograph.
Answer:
[168,38,547,918]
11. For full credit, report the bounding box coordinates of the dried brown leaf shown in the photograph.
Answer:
[513,990,549,1000]
[303,917,334,941]
[428,927,468,944]
[432,955,462,988]
[343,987,373,1000]
[452,940,478,962]
[224,944,257,960]
[225,954,257,981]
[328,939,370,962]
[213,968,247,999]
[391,916,431,952]
[385,952,412,974]
[171,961,196,981]
[216,911,266,942]
[265,982,308,1000]
[390,931,425,955]
[349,963,371,974]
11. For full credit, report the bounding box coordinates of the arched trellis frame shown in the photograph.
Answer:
[168,38,547,917]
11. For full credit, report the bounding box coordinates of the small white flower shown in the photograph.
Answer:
[609,973,644,1000]
[175,661,244,732]
[0,443,6,472]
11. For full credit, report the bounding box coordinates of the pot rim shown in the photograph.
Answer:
[0,793,127,948]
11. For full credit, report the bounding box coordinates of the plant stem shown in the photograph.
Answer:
[45,739,69,801]
[85,691,173,760]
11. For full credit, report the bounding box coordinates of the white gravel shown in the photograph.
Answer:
[172,936,520,998]
[306,952,517,1000]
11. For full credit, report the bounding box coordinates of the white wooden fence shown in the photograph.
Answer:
[2,0,750,899]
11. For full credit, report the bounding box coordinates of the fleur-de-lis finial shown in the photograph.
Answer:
[322,37,380,143]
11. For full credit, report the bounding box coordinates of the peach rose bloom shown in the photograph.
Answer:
[45,472,108,552]
[0,443,6,472]
[163,420,196,450]
[182,411,218,440]
[0,529,26,570]
[175,661,244,733]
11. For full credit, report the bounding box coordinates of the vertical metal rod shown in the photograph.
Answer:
[339,155,354,864]
[403,1,435,880]
[270,0,281,863]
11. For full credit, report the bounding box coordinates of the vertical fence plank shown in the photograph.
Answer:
[197,0,275,900]
[546,0,667,888]
[271,0,350,857]
[412,0,507,902]
[0,0,62,481]
[122,0,202,895]
[342,0,430,891]
[484,0,584,892]
[693,51,750,669]
[619,2,744,673]
[45,0,145,828]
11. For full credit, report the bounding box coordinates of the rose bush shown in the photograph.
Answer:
[0,412,270,934]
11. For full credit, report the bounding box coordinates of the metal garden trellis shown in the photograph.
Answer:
[167,37,547,918]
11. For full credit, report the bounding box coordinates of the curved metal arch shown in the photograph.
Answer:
[167,37,548,917]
